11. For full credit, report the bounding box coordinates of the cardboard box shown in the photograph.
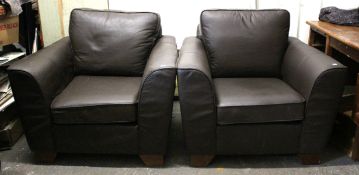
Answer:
[0,118,23,150]
[0,16,19,46]
[0,100,16,129]
[0,5,6,16]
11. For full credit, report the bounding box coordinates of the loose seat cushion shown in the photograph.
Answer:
[214,78,305,125]
[70,9,162,76]
[200,10,289,77]
[51,76,142,124]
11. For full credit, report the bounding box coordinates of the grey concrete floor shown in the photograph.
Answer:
[1,101,359,175]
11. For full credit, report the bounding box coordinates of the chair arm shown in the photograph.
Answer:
[177,37,216,154]
[138,36,177,154]
[281,37,347,154]
[7,37,74,152]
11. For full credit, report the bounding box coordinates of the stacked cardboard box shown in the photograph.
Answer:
[0,16,19,46]
[0,69,22,150]
[0,15,24,150]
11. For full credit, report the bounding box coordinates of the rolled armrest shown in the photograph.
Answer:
[141,36,177,78]
[178,37,212,79]
[177,37,216,154]
[8,37,74,152]
[282,37,347,154]
[138,36,177,154]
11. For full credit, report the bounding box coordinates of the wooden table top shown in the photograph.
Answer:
[307,21,359,50]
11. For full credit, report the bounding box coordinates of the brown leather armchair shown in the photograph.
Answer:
[177,9,347,166]
[8,9,177,166]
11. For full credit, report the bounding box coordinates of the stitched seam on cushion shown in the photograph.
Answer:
[53,121,137,125]
[201,9,289,13]
[72,8,160,16]
[52,103,137,111]
[218,102,305,108]
[217,119,303,125]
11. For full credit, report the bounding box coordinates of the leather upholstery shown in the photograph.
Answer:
[215,78,305,125]
[217,122,301,155]
[200,9,289,77]
[8,9,176,157]
[177,37,216,154]
[138,36,177,154]
[282,37,347,154]
[51,76,142,124]
[178,10,347,158]
[8,37,73,152]
[70,9,161,76]
[54,124,138,154]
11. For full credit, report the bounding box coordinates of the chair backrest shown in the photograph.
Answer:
[69,9,162,76]
[200,9,289,78]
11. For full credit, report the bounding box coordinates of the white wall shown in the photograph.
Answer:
[297,0,358,42]
[109,0,358,46]
[109,0,256,47]
[257,0,301,37]
[62,0,108,36]
[38,0,63,46]
[39,0,108,46]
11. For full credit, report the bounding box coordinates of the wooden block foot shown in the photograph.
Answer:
[139,155,164,166]
[299,154,321,165]
[190,155,215,167]
[34,152,57,163]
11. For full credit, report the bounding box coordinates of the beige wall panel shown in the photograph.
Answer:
[39,0,108,46]
[62,0,109,36]
[38,0,63,46]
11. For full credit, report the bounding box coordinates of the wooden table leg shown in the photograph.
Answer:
[308,28,315,47]
[351,129,359,160]
[325,36,333,56]
[351,73,359,160]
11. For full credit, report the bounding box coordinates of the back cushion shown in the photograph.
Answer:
[200,10,289,77]
[70,9,161,76]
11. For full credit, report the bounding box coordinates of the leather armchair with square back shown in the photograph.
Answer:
[177,9,347,166]
[7,9,177,166]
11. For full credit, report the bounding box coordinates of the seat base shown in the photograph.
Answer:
[214,78,305,125]
[190,155,215,167]
[54,124,138,154]
[217,123,301,155]
[51,76,141,124]
[299,154,321,165]
[34,151,57,163]
[139,155,164,166]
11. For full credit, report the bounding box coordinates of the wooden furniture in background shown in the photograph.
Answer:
[307,20,359,160]
[307,21,359,60]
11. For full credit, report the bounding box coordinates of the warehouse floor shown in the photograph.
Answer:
[1,102,359,175]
